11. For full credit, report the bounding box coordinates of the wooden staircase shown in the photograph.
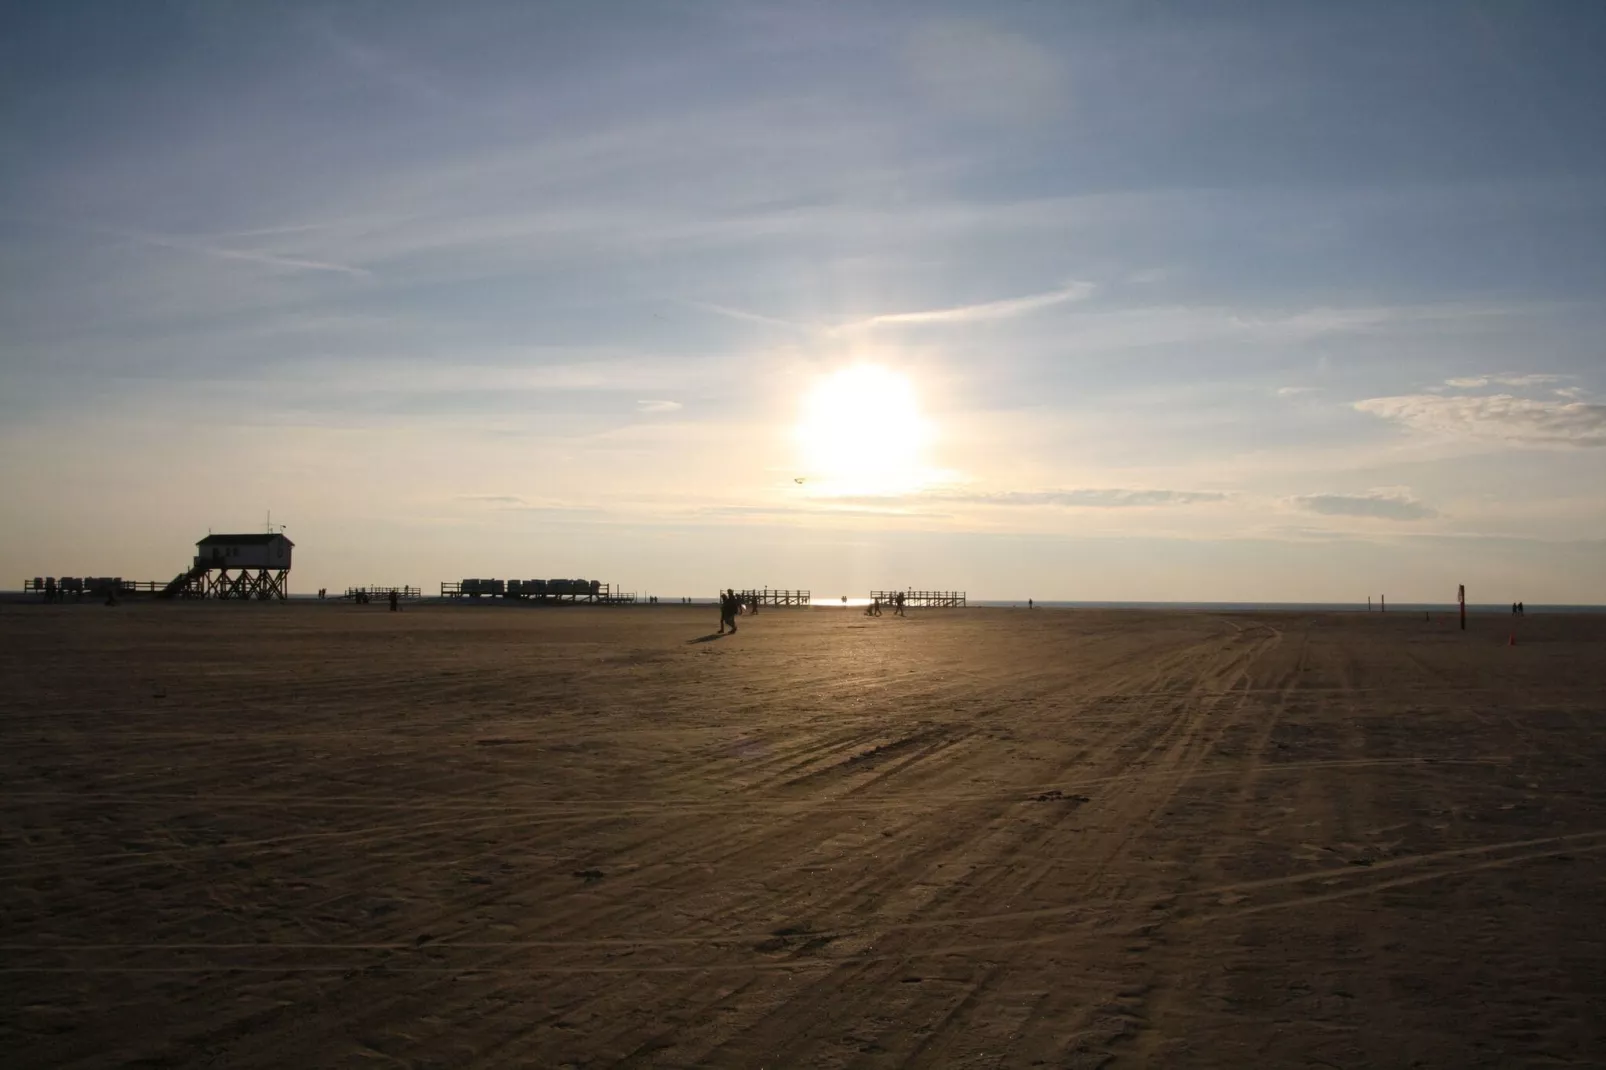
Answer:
[157,561,208,599]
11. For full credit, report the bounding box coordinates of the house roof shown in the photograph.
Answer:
[196,533,295,547]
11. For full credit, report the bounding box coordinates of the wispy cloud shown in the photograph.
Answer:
[1444,373,1568,388]
[691,303,812,332]
[700,503,950,520]
[301,17,450,105]
[635,399,683,413]
[1276,386,1317,397]
[691,283,1095,338]
[1356,394,1606,448]
[1289,487,1437,521]
[870,488,1227,508]
[455,494,526,506]
[848,282,1095,330]
[126,229,372,278]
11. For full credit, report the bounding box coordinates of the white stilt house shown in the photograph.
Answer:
[160,533,293,600]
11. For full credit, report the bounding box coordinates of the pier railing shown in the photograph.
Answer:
[737,588,812,607]
[870,589,967,608]
[440,579,635,604]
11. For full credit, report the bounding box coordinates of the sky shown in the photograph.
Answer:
[2,0,1604,602]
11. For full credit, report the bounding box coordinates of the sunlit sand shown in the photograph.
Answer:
[4,603,1603,1066]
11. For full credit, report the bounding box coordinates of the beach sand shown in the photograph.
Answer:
[2,603,1603,1067]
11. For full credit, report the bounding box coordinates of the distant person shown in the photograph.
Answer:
[1519,601,1525,616]
[718,589,738,634]
[389,589,399,612]
[1028,598,1033,610]
[1512,602,1519,616]
[866,597,879,617]
[895,592,906,617]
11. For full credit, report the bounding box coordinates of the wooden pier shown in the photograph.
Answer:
[345,586,421,601]
[870,589,967,608]
[440,579,636,604]
[738,588,812,607]
[23,577,163,599]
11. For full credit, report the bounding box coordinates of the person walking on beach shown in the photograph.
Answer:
[389,589,399,612]
[894,591,906,617]
[718,589,739,634]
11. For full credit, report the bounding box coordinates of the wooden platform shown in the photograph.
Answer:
[870,588,967,608]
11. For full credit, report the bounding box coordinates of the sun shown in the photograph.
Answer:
[795,365,933,495]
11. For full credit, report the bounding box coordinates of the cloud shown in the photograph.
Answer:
[1443,373,1567,389]
[1290,488,1437,521]
[1276,386,1317,397]
[456,494,525,505]
[700,503,949,520]
[635,399,683,413]
[691,303,812,332]
[847,282,1095,330]
[126,228,372,277]
[1355,393,1606,448]
[1223,302,1520,342]
[301,17,450,105]
[914,488,1227,508]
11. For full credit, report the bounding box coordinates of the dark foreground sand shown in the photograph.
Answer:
[2,602,1603,1068]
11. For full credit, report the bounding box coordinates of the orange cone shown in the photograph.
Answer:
[1508,631,1516,647]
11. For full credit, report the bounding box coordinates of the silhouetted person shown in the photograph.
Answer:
[389,589,399,612]
[895,592,906,617]
[1519,601,1525,616]
[1512,602,1519,616]
[719,589,738,634]
[1028,598,1033,610]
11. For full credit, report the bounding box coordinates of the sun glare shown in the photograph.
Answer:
[796,365,933,495]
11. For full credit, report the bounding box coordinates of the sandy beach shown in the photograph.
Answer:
[2,602,1603,1068]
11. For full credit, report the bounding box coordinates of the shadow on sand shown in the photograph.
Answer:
[687,632,731,644]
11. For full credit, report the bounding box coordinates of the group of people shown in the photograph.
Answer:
[717,588,757,633]
[864,592,908,617]
[1511,601,1526,616]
